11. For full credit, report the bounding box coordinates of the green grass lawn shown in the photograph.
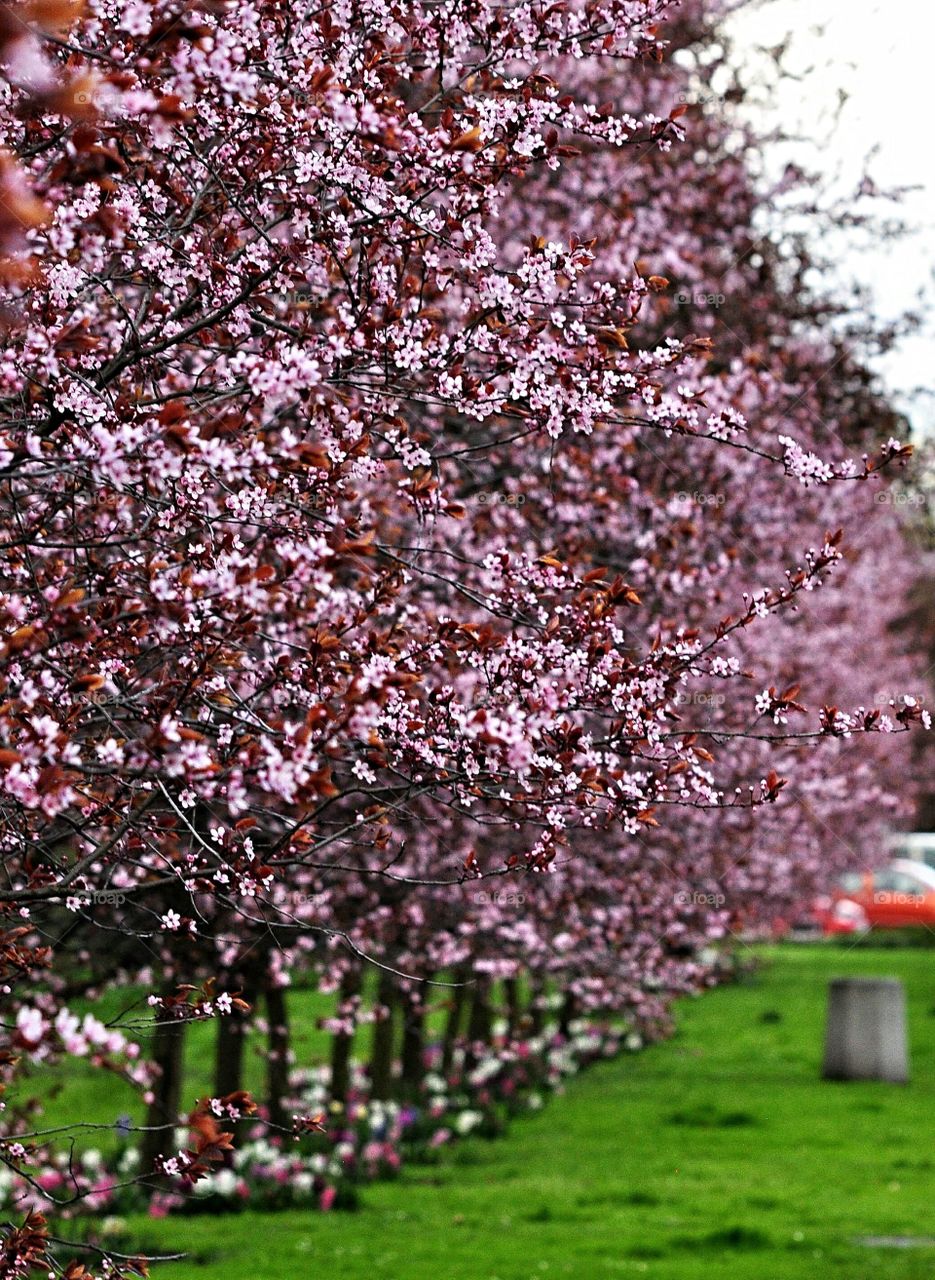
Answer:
[84,943,935,1278]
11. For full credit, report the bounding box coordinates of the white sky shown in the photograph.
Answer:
[724,0,935,432]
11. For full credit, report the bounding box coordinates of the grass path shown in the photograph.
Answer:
[118,944,935,1279]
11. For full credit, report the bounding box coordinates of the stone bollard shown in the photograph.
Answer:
[822,977,909,1084]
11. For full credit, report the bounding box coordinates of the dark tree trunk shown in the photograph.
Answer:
[529,975,546,1035]
[503,976,522,1036]
[559,990,576,1037]
[369,970,397,1101]
[329,967,361,1104]
[265,984,291,1133]
[215,1008,247,1096]
[140,1006,187,1173]
[467,978,492,1041]
[400,988,426,1095]
[441,966,470,1076]
[214,1000,250,1155]
[464,977,492,1071]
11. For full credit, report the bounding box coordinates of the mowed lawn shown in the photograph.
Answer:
[97,944,935,1279]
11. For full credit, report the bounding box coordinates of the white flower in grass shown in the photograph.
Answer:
[454,1109,484,1135]
[214,1168,237,1196]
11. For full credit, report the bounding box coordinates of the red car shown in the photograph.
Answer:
[814,859,935,935]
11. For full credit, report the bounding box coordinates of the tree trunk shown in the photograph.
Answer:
[265,984,291,1133]
[140,1006,187,1173]
[559,990,576,1037]
[464,977,492,1071]
[329,967,361,1104]
[215,1008,247,1096]
[400,989,426,1095]
[369,970,397,1101]
[214,1001,250,1155]
[529,975,546,1035]
[441,966,469,1076]
[468,978,492,1042]
[503,976,522,1036]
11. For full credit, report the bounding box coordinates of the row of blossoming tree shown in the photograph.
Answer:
[0,0,929,1272]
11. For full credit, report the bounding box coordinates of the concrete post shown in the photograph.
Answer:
[822,977,909,1084]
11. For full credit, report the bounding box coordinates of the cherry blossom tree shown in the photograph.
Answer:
[0,0,928,1272]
